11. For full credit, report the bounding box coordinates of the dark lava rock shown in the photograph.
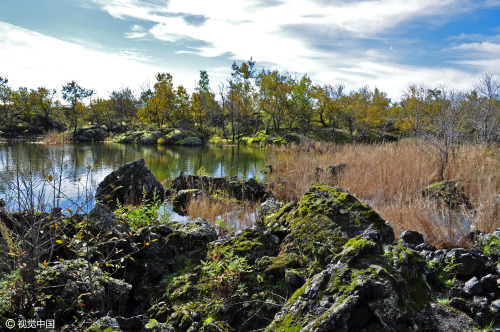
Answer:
[431,302,475,332]
[422,179,472,210]
[95,159,165,210]
[463,277,483,296]
[172,189,201,215]
[72,126,108,142]
[399,230,425,248]
[171,174,268,202]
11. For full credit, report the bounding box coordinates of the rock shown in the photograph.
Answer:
[95,159,165,210]
[479,230,500,257]
[115,315,147,331]
[422,179,472,210]
[177,136,203,146]
[87,316,121,331]
[490,299,500,314]
[172,189,202,215]
[144,319,175,331]
[36,259,132,324]
[481,274,498,293]
[88,202,130,235]
[208,226,280,264]
[72,126,108,143]
[257,199,284,223]
[399,230,425,248]
[415,243,436,251]
[171,174,269,202]
[463,277,483,296]
[431,302,475,332]
[265,241,438,331]
[445,248,489,278]
[325,162,346,177]
[116,131,164,144]
[258,184,395,266]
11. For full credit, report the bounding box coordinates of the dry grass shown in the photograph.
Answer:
[41,130,69,145]
[185,192,259,235]
[266,139,500,247]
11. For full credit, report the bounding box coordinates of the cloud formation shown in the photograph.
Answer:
[82,0,499,96]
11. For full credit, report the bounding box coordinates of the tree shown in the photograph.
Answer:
[62,81,94,134]
[154,73,176,127]
[471,73,500,143]
[192,70,216,133]
[109,87,138,125]
[255,69,291,133]
[0,77,16,130]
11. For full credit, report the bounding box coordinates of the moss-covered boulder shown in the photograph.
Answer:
[36,259,132,326]
[266,240,438,331]
[208,226,280,264]
[259,184,394,266]
[422,179,472,210]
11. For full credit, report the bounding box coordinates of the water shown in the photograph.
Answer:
[0,141,266,215]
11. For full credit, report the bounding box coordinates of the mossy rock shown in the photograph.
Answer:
[259,184,394,266]
[422,179,472,210]
[266,239,438,331]
[208,227,280,264]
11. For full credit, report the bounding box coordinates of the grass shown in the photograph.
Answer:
[185,192,259,234]
[41,130,69,145]
[266,139,500,247]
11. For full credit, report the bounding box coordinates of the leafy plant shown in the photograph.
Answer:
[199,250,252,299]
[114,191,170,230]
[215,218,234,236]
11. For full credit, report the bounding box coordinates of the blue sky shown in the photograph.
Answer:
[1,0,499,99]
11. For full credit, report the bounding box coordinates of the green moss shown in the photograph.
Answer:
[482,234,500,256]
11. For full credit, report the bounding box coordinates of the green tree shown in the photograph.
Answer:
[62,81,94,134]
[109,87,138,125]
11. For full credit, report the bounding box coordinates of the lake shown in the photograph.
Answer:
[0,141,266,214]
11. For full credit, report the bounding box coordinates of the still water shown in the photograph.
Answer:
[0,141,266,213]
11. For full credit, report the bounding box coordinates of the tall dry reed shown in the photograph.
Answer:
[266,139,500,247]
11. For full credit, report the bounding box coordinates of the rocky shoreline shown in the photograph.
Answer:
[1,160,500,331]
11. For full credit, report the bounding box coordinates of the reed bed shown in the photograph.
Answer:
[267,139,500,247]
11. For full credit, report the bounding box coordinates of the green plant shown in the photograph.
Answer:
[0,269,28,314]
[114,191,170,230]
[196,166,208,176]
[428,256,461,289]
[436,297,450,305]
[215,218,234,236]
[199,250,252,299]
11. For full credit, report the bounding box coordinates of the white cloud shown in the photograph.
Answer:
[453,41,500,55]
[0,22,195,97]
[125,25,148,39]
[83,0,489,99]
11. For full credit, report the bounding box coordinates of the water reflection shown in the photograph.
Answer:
[0,141,266,212]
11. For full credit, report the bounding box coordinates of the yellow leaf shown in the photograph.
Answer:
[48,175,53,182]
[43,260,47,267]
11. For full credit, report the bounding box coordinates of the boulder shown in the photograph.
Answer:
[326,162,346,177]
[95,159,165,210]
[172,189,202,215]
[399,230,425,248]
[72,126,108,142]
[171,174,269,202]
[422,179,472,210]
[258,184,395,266]
[265,240,439,331]
[36,259,132,325]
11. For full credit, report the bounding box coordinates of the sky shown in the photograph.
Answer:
[1,0,500,100]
